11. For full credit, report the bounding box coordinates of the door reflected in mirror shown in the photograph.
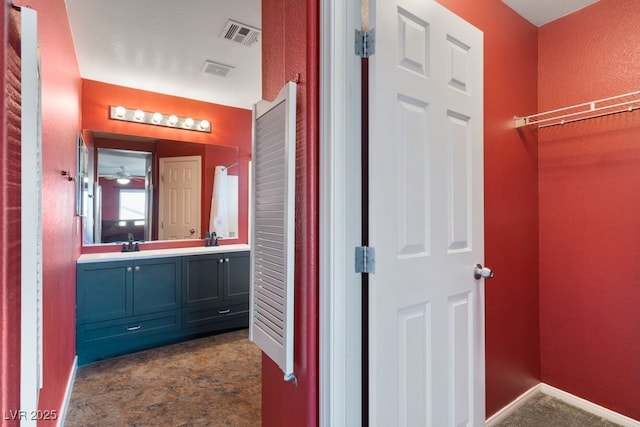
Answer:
[82,131,241,245]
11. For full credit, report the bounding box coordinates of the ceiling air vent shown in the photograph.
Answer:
[220,19,261,46]
[201,60,235,78]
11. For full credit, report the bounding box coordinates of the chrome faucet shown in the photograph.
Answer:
[122,233,140,252]
[204,231,219,247]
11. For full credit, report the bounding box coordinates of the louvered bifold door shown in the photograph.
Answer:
[250,82,296,380]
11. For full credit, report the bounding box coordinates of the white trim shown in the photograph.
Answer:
[486,383,640,427]
[319,0,362,425]
[20,7,43,427]
[485,384,542,426]
[56,357,78,427]
[540,384,640,427]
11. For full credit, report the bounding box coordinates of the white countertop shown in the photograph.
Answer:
[77,244,251,264]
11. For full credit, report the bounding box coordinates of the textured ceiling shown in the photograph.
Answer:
[501,0,599,26]
[65,0,262,109]
[66,0,598,111]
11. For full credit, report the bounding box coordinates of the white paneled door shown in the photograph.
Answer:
[158,155,202,240]
[368,0,486,425]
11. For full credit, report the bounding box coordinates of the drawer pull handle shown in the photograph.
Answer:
[225,258,230,263]
[135,266,140,271]
[219,259,224,264]
[127,266,132,272]
[126,325,141,331]
[218,309,231,314]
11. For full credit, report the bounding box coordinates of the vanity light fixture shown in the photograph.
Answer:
[109,106,212,133]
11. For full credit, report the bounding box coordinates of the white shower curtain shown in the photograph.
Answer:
[209,165,229,237]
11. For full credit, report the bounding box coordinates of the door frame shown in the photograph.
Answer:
[319,0,363,425]
[319,1,486,425]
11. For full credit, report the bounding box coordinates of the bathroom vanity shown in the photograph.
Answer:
[76,244,250,365]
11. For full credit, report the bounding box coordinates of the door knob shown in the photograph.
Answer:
[190,228,196,235]
[474,264,494,280]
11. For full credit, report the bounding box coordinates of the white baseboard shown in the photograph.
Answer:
[485,382,640,427]
[485,384,542,426]
[539,383,640,427]
[57,356,78,427]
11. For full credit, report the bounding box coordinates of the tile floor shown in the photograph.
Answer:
[65,329,261,426]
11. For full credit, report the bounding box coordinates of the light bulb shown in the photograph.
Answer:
[117,177,130,185]
[133,109,145,121]
[168,115,179,126]
[198,120,210,131]
[152,112,163,123]
[115,106,126,118]
[183,117,194,128]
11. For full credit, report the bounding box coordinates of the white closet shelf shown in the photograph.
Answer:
[514,90,640,128]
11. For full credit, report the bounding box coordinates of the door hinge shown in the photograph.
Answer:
[355,28,375,58]
[355,246,375,274]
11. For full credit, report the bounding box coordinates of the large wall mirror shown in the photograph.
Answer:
[81,131,242,245]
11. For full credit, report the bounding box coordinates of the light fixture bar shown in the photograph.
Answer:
[109,106,211,133]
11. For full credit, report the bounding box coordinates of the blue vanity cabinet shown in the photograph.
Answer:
[76,260,132,324]
[182,251,250,332]
[222,251,250,304]
[132,257,182,315]
[182,253,224,308]
[77,249,250,365]
[76,257,182,365]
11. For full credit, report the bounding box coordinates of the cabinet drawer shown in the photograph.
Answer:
[77,310,183,365]
[78,310,181,342]
[183,303,248,329]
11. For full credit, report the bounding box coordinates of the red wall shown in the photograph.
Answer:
[538,0,640,419]
[436,0,541,417]
[29,0,82,423]
[81,80,251,251]
[260,0,319,425]
[1,0,82,425]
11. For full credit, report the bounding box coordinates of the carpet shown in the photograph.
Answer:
[494,393,623,427]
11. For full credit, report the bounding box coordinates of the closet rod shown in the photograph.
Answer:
[514,90,640,128]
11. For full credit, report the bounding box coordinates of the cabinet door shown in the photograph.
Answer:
[222,252,250,304]
[182,254,223,308]
[77,261,132,324]
[133,257,181,315]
